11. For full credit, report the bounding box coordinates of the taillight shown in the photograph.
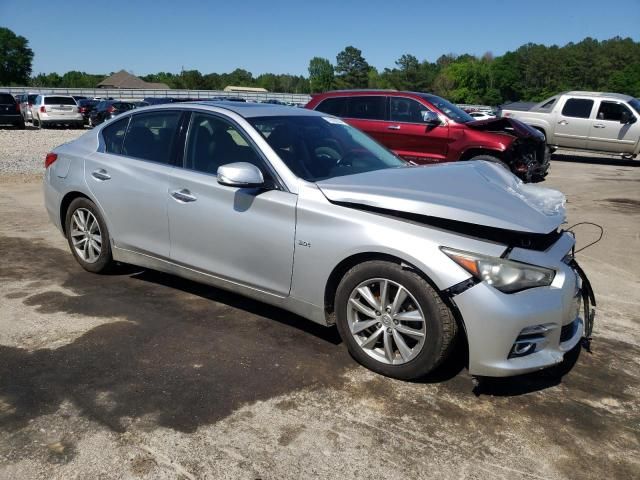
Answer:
[79,107,86,113]
[106,106,115,113]
[40,106,46,113]
[45,152,58,168]
[16,103,20,112]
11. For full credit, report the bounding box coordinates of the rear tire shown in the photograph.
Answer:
[65,198,114,274]
[335,260,458,380]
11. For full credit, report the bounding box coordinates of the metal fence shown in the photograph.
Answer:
[1,86,312,105]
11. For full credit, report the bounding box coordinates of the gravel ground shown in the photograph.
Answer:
[0,126,86,177]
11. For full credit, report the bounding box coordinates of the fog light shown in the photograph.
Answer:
[510,342,536,358]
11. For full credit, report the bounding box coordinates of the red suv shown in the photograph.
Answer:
[306,90,549,182]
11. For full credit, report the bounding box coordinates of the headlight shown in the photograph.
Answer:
[441,247,555,293]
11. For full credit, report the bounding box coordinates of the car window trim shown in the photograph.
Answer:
[596,100,632,122]
[119,109,184,166]
[388,95,441,125]
[179,109,288,192]
[561,97,595,119]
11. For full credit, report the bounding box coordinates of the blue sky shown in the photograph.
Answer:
[2,0,638,76]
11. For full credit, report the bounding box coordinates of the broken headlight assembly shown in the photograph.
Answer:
[441,247,555,293]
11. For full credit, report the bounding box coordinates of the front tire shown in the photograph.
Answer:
[335,261,458,380]
[469,154,509,171]
[65,198,114,273]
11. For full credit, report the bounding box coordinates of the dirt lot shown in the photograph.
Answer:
[0,139,639,479]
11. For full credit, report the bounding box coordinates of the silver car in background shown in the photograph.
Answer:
[43,102,594,380]
[31,94,84,129]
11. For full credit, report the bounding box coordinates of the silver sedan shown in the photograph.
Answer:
[43,102,594,379]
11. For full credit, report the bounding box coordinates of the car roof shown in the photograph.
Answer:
[187,101,325,118]
[564,91,635,101]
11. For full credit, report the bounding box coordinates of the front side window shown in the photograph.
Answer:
[122,111,181,164]
[596,101,632,122]
[390,97,432,123]
[419,94,474,123]
[184,112,264,176]
[249,115,407,181]
[102,117,129,155]
[346,96,385,120]
[561,98,594,118]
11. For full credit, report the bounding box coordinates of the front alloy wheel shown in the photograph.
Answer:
[335,261,458,380]
[347,278,426,365]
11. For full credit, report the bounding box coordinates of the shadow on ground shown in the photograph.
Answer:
[1,235,636,442]
[0,235,352,434]
[552,152,639,167]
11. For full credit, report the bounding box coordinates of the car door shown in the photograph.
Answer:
[587,100,639,153]
[384,96,450,163]
[84,110,183,258]
[342,96,388,144]
[167,111,297,296]
[554,97,595,148]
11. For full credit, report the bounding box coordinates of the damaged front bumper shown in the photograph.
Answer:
[449,232,594,377]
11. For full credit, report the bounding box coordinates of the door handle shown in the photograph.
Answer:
[558,120,569,125]
[387,125,401,130]
[170,189,197,203]
[91,169,111,181]
[593,124,605,128]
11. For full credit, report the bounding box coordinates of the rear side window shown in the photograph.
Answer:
[0,93,16,104]
[122,111,181,164]
[596,101,632,122]
[102,117,129,155]
[315,97,348,116]
[44,96,77,105]
[346,96,385,120]
[561,99,594,118]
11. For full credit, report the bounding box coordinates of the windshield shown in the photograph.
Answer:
[629,98,640,115]
[419,94,474,123]
[249,115,407,181]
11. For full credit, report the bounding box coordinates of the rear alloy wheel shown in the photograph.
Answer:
[65,198,114,273]
[335,261,458,380]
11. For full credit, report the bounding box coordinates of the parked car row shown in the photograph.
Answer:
[43,100,594,381]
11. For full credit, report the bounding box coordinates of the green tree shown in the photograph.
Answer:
[0,27,34,85]
[335,46,370,88]
[308,57,334,92]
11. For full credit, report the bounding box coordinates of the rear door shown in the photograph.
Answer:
[166,111,297,295]
[385,96,450,162]
[587,100,638,153]
[554,97,595,148]
[84,110,183,258]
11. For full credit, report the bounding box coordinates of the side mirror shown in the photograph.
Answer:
[217,162,265,188]
[421,110,441,126]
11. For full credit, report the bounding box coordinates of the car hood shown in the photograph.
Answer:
[466,116,544,140]
[316,161,565,233]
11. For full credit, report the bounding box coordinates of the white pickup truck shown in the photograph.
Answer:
[499,91,640,158]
